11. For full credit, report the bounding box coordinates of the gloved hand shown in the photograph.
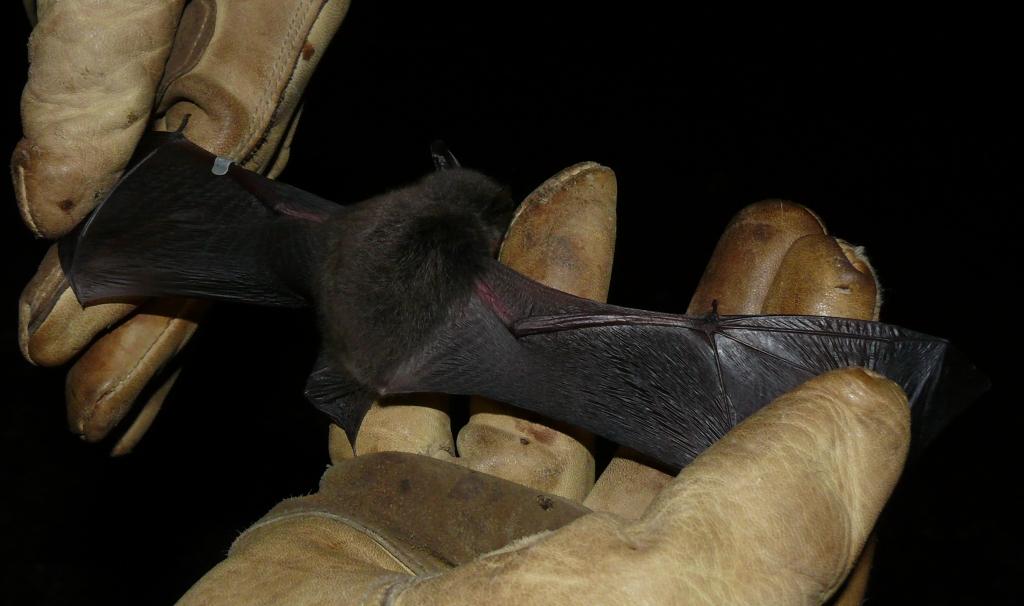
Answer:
[14,0,350,453]
[176,166,906,605]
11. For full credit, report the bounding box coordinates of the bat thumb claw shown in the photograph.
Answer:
[430,140,461,171]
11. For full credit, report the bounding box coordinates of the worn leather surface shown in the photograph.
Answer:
[267,453,589,574]
[582,448,675,521]
[764,233,879,320]
[152,0,350,171]
[177,453,590,604]
[347,395,457,461]
[498,162,617,301]
[19,245,137,367]
[178,369,909,605]
[387,369,909,606]
[15,0,349,452]
[688,200,826,316]
[13,0,185,238]
[64,298,205,442]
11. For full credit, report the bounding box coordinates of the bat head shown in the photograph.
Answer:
[317,167,515,390]
[413,168,515,256]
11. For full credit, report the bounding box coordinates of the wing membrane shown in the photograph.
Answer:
[60,132,343,307]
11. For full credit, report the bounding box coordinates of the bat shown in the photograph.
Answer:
[59,131,988,470]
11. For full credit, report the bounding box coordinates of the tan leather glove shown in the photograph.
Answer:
[14,0,350,453]
[177,171,905,604]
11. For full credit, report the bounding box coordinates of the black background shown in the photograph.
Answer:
[2,4,1019,604]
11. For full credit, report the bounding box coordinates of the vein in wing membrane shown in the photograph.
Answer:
[718,315,948,418]
[516,322,734,466]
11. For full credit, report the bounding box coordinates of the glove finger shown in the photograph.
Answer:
[18,251,194,453]
[497,163,616,300]
[457,398,597,501]
[19,244,137,367]
[13,0,184,238]
[763,233,880,320]
[346,395,455,462]
[109,367,182,456]
[390,368,910,606]
[583,449,673,521]
[66,298,206,442]
[456,162,617,502]
[152,0,350,169]
[687,199,826,315]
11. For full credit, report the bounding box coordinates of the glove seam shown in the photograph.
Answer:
[236,511,421,576]
[24,275,69,343]
[236,0,319,162]
[77,300,193,422]
[13,162,43,237]
[377,570,442,606]
[155,0,213,103]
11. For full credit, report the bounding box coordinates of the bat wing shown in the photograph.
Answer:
[709,315,988,455]
[387,262,987,470]
[305,351,376,446]
[60,131,344,307]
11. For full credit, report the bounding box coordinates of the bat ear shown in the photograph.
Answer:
[430,140,461,171]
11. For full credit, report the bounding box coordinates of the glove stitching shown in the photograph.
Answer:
[361,573,418,606]
[237,511,421,575]
[79,301,193,427]
[378,573,434,606]
[236,1,316,162]
[155,1,213,103]
[25,274,69,340]
[247,0,345,172]
[13,162,45,237]
[75,313,170,429]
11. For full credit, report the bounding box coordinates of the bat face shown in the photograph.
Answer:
[61,133,989,470]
